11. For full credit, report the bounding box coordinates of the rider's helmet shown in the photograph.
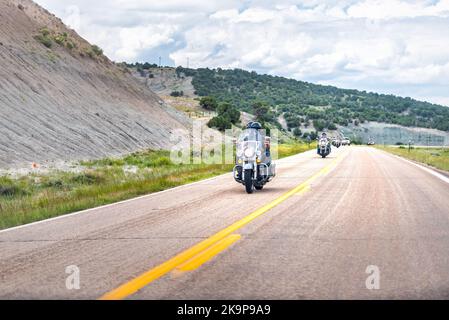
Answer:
[247,121,262,130]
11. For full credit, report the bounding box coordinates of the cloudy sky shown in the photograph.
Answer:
[35,0,449,106]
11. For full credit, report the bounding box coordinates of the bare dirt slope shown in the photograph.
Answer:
[0,0,190,169]
[132,67,196,98]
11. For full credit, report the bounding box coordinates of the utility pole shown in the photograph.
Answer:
[187,57,189,69]
[159,56,163,86]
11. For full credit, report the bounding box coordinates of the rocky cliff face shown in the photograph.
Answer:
[131,67,197,98]
[0,0,190,169]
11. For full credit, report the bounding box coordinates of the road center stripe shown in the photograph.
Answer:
[99,152,348,300]
[176,234,241,272]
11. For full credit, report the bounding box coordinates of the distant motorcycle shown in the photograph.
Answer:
[317,137,332,158]
[341,137,351,146]
[234,122,276,194]
[332,138,342,148]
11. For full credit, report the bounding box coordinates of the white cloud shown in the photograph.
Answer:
[110,0,240,12]
[115,25,177,60]
[235,7,277,23]
[35,0,449,106]
[347,0,449,19]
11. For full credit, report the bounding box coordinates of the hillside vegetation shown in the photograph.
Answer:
[176,67,449,133]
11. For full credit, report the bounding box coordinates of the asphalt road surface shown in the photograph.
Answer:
[1,146,449,299]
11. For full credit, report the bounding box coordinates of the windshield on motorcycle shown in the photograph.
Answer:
[237,128,264,160]
[319,138,328,147]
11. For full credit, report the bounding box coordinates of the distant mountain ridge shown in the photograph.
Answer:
[175,67,449,132]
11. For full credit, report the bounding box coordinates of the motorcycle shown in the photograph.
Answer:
[317,137,332,158]
[233,122,276,194]
[332,138,342,148]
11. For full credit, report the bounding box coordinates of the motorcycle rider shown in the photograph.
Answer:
[317,132,330,154]
[245,122,271,158]
[234,122,275,193]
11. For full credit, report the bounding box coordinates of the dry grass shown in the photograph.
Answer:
[277,143,315,158]
[376,146,449,172]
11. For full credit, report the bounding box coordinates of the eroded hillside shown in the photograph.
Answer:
[0,0,190,169]
[131,67,196,98]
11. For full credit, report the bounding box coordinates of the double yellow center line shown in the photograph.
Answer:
[100,152,347,300]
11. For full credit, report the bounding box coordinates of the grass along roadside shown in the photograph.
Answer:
[376,146,449,172]
[277,143,316,158]
[0,143,314,230]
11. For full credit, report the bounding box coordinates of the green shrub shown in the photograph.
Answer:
[65,41,76,50]
[313,119,326,131]
[41,179,64,188]
[34,27,54,48]
[54,32,68,45]
[293,128,302,137]
[46,51,57,63]
[0,185,23,197]
[35,34,52,48]
[208,116,232,131]
[208,102,241,131]
[152,157,172,167]
[70,172,104,185]
[216,102,240,124]
[91,45,103,56]
[200,96,218,110]
[327,122,337,130]
[85,45,103,59]
[170,91,184,97]
[39,27,50,37]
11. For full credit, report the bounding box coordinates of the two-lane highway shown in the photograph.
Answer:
[1,147,449,299]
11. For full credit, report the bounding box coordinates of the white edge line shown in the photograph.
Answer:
[0,150,316,234]
[382,150,449,185]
